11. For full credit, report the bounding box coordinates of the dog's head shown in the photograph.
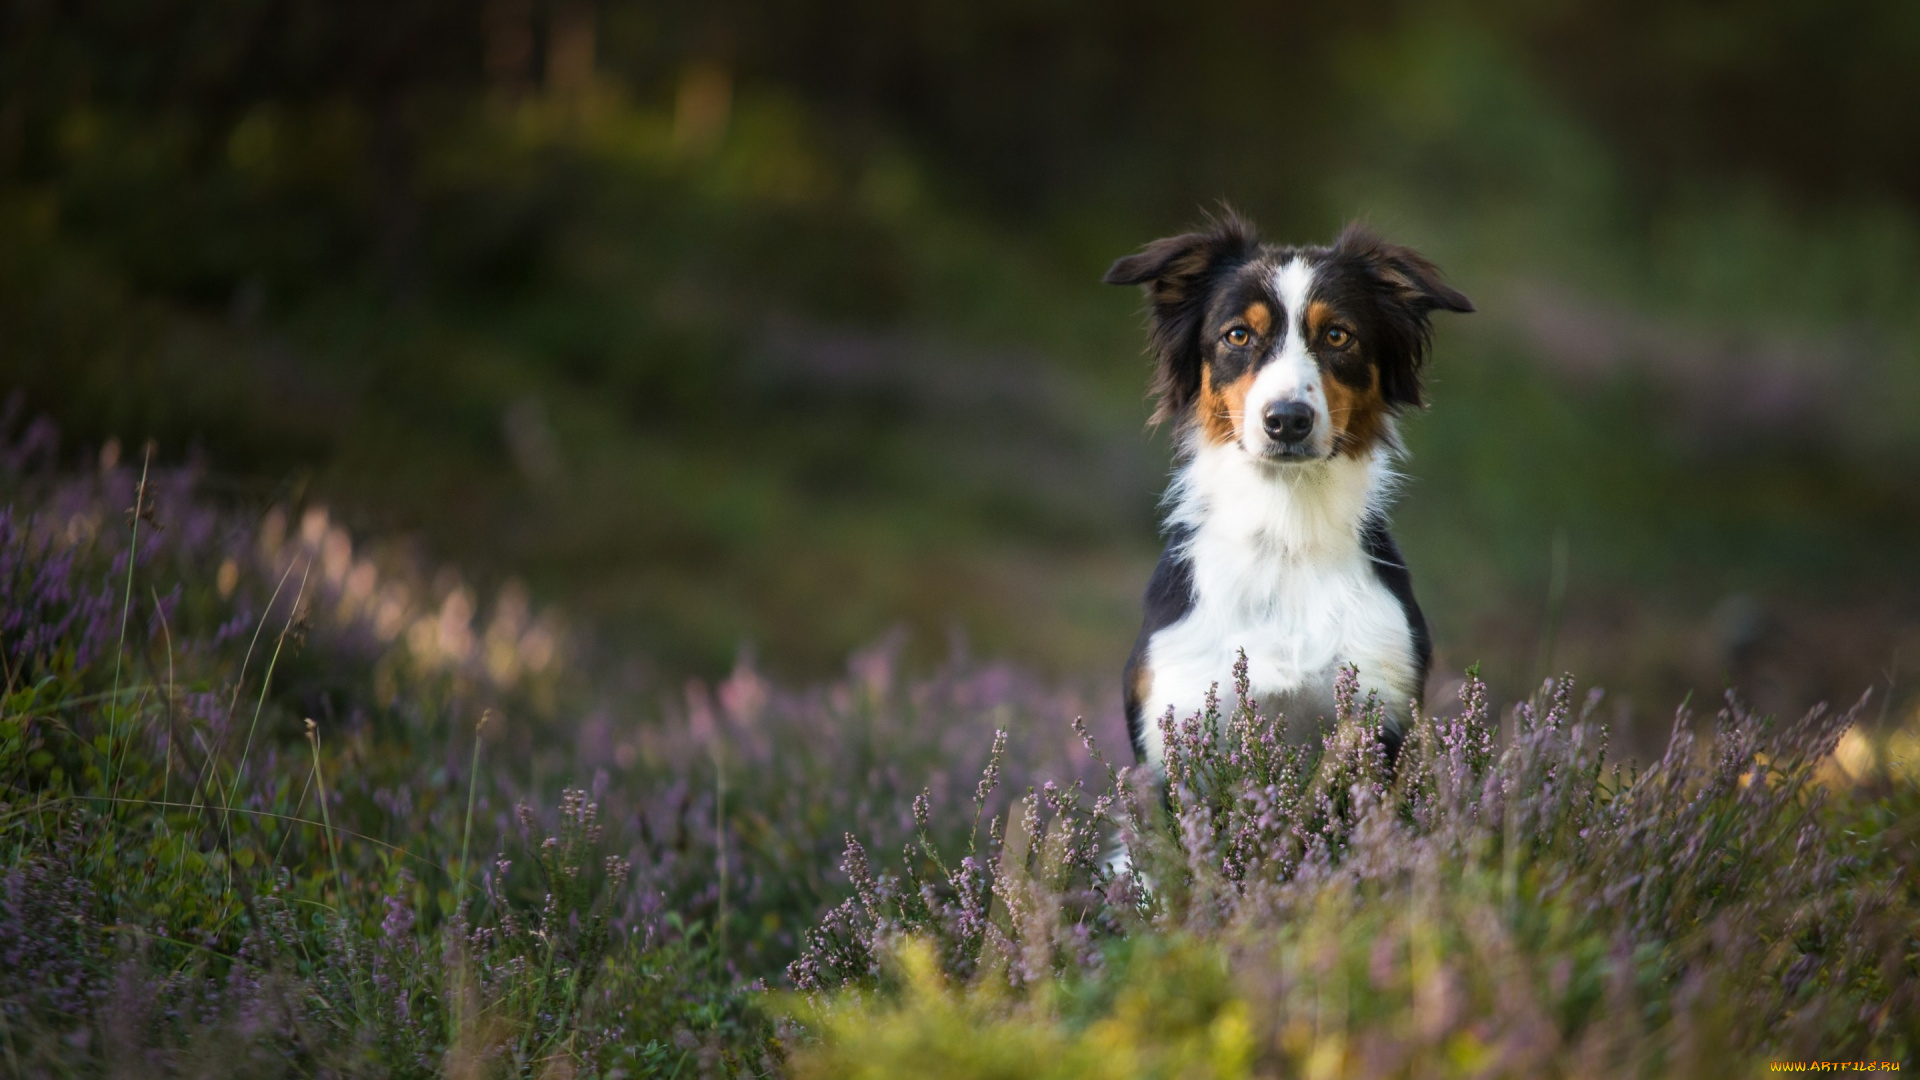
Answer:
[1105,212,1472,461]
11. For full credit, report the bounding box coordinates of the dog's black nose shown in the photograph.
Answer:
[1262,400,1315,443]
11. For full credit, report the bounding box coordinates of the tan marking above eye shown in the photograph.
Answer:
[1325,326,1353,348]
[1224,327,1251,347]
[1242,302,1273,337]
[1306,300,1335,337]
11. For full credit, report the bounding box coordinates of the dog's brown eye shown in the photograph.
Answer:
[1325,326,1353,348]
[1224,327,1251,347]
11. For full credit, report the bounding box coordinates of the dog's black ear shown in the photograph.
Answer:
[1333,224,1472,408]
[1106,211,1261,424]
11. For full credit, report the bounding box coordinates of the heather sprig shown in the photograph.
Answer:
[786,656,1917,1077]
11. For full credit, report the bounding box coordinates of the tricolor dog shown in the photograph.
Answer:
[1106,212,1472,768]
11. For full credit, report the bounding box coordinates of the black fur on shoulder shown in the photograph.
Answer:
[1359,514,1430,765]
[1321,224,1474,409]
[1123,525,1196,762]
[1103,209,1262,425]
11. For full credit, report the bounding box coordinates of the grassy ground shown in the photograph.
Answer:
[1,419,1915,1077]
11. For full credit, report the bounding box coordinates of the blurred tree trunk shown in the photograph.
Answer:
[673,61,732,156]
[546,0,596,99]
[484,0,536,97]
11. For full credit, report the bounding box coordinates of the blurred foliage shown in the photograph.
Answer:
[9,1,1919,216]
[0,1,1917,732]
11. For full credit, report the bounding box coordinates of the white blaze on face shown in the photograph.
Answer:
[1240,257,1332,458]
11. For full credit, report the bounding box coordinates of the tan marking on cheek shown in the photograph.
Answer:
[1242,302,1272,337]
[1195,364,1257,446]
[1322,359,1391,457]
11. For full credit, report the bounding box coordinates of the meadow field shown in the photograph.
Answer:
[3,1,1919,1075]
[0,425,1914,1077]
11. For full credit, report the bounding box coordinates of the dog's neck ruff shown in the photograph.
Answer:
[1129,425,1422,771]
[1165,430,1397,573]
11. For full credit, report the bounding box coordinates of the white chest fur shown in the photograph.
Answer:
[1137,441,1420,767]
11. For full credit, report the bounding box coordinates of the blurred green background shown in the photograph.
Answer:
[5,0,1919,741]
